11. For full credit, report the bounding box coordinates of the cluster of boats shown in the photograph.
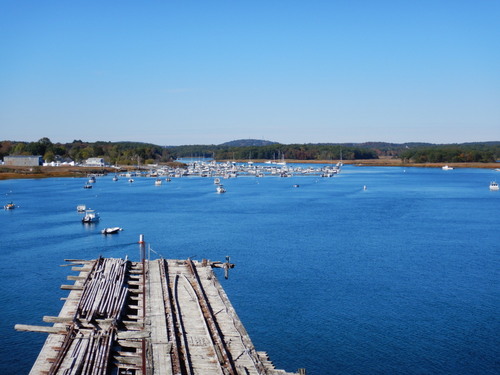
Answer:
[84,161,341,192]
[77,204,123,234]
[83,175,96,189]
[115,160,343,180]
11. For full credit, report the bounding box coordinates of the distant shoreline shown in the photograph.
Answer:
[0,159,498,180]
[230,158,499,169]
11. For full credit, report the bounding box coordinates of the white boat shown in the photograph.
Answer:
[442,165,454,170]
[76,204,86,212]
[83,184,93,189]
[154,179,162,186]
[214,177,221,185]
[82,210,99,223]
[112,176,119,181]
[88,176,96,183]
[101,227,123,235]
[4,202,16,210]
[489,181,499,191]
[216,185,226,194]
[128,178,134,183]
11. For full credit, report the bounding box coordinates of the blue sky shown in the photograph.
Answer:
[1,1,499,145]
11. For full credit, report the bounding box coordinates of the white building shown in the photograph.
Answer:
[4,155,43,166]
[85,158,106,167]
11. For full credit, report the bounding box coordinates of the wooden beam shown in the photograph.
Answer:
[114,356,142,365]
[71,266,92,272]
[67,275,86,280]
[116,330,150,340]
[116,340,143,348]
[42,316,74,323]
[60,285,84,290]
[14,324,66,334]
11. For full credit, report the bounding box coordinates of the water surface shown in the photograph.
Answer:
[0,165,498,374]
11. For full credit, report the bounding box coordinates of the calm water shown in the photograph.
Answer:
[0,165,499,374]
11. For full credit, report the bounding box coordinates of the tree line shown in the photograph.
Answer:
[1,138,498,165]
[171,144,378,161]
[400,143,499,163]
[0,138,174,165]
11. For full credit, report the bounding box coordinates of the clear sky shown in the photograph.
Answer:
[1,1,499,145]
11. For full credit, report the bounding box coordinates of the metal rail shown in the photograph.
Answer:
[185,259,238,375]
[173,273,195,375]
[158,259,184,374]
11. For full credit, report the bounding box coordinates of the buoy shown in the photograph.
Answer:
[139,234,145,244]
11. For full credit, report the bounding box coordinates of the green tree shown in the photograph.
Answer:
[12,143,27,155]
[44,150,55,162]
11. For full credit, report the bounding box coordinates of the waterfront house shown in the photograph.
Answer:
[4,155,43,166]
[85,157,106,167]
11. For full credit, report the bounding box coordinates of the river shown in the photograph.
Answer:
[0,165,498,374]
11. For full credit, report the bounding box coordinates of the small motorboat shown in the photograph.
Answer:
[4,202,16,210]
[112,176,119,181]
[155,178,162,186]
[293,184,300,188]
[88,176,96,183]
[128,178,134,183]
[442,165,454,170]
[83,184,93,189]
[216,185,226,194]
[101,227,123,235]
[489,181,499,191]
[77,204,86,212]
[82,210,99,223]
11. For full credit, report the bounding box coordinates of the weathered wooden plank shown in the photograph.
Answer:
[61,285,84,290]
[116,340,143,349]
[114,355,142,365]
[126,314,140,320]
[71,266,92,272]
[127,281,143,286]
[14,324,66,334]
[43,316,73,323]
[67,275,87,280]
[116,330,150,340]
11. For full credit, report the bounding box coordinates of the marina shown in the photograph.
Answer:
[16,256,300,375]
[114,160,342,180]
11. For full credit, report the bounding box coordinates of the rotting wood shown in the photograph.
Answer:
[14,325,66,334]
[42,316,73,323]
[60,285,84,290]
[18,257,301,375]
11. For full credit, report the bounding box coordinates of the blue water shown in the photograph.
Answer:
[1,166,499,374]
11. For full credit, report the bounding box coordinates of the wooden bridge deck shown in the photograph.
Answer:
[16,257,301,375]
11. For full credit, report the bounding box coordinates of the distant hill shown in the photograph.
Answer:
[219,139,278,147]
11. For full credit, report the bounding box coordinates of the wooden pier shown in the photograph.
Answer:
[16,257,302,375]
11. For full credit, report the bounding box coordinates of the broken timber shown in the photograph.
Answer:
[15,257,301,375]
